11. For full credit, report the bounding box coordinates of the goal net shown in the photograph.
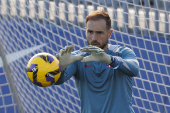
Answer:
[0,0,170,113]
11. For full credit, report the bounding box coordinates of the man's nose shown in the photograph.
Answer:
[92,33,97,41]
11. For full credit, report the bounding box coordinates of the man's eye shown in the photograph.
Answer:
[88,31,93,33]
[98,32,102,34]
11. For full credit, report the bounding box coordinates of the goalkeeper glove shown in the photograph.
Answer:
[80,45,112,64]
[56,45,83,71]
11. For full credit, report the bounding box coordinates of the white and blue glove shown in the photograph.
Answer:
[80,45,112,64]
[56,45,83,71]
[80,45,119,68]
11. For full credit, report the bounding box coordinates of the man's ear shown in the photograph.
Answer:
[108,29,113,39]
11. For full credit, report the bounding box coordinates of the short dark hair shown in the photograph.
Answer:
[86,10,111,30]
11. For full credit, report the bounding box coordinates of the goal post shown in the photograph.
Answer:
[0,0,170,113]
[0,42,24,113]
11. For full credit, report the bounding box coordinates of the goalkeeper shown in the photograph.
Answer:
[55,10,139,113]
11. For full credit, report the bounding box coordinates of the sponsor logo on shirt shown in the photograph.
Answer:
[85,64,92,67]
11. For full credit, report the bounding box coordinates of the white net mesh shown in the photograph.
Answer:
[0,0,170,113]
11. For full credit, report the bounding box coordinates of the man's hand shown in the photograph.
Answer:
[56,45,83,71]
[80,45,111,64]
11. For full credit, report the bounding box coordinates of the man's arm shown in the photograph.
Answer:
[80,45,139,77]
[114,47,139,77]
[54,62,77,85]
[54,45,83,85]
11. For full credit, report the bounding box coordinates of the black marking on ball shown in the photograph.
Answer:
[48,69,60,75]
[33,67,38,80]
[30,64,38,81]
[39,55,47,62]
[39,55,54,64]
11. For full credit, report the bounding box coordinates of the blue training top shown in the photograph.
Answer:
[54,44,139,113]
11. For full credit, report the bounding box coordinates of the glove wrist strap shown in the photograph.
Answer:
[109,56,119,69]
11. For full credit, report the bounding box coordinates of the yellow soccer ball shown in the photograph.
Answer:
[26,52,61,87]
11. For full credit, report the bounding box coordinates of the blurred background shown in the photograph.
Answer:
[0,0,170,113]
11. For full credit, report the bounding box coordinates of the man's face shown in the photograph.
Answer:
[85,19,112,51]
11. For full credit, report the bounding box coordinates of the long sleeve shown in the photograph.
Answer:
[115,47,139,77]
[54,62,77,85]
